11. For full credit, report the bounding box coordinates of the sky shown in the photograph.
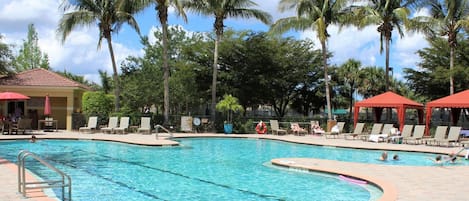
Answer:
[0,0,430,84]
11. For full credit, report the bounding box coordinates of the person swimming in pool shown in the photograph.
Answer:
[379,151,388,161]
[392,154,399,160]
[30,135,36,143]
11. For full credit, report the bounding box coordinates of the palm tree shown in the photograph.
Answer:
[183,0,272,128]
[271,0,349,121]
[137,0,186,125]
[410,0,469,95]
[354,0,420,91]
[57,0,143,112]
[338,59,361,121]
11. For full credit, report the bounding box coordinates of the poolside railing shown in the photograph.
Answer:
[155,124,173,139]
[17,150,72,201]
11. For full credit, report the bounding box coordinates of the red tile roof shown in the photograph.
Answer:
[0,68,90,90]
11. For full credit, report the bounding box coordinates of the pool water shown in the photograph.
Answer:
[1,138,462,200]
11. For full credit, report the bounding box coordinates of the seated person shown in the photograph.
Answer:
[311,124,325,135]
[389,124,402,143]
[291,123,307,134]
[390,124,400,136]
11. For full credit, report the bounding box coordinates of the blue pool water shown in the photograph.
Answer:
[0,138,464,200]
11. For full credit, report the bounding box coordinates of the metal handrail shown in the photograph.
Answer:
[18,150,72,201]
[154,124,173,139]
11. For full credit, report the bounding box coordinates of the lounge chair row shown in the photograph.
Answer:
[269,120,329,136]
[335,122,463,147]
[79,116,152,134]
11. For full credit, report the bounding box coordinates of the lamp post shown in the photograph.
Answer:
[389,67,393,77]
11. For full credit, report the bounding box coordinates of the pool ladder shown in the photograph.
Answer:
[17,150,72,201]
[154,124,173,139]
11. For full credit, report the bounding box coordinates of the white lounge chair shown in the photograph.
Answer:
[435,126,461,147]
[114,117,130,134]
[79,116,98,133]
[344,123,365,140]
[325,122,345,139]
[101,116,118,134]
[368,123,386,142]
[403,125,426,144]
[423,126,448,146]
[270,120,287,135]
[137,117,152,134]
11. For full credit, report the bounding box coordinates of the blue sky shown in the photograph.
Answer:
[0,0,429,84]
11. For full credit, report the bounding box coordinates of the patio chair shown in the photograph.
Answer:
[101,116,118,134]
[291,122,308,136]
[403,125,426,144]
[435,126,461,147]
[310,121,325,135]
[381,124,394,135]
[389,124,413,144]
[11,118,32,135]
[79,116,98,133]
[423,126,448,146]
[114,117,130,134]
[344,122,365,140]
[270,120,287,135]
[137,117,152,134]
[325,122,345,139]
[367,123,386,142]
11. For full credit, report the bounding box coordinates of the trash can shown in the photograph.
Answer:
[327,120,337,132]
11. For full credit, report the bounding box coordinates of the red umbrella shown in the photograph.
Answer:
[0,92,30,100]
[44,95,51,116]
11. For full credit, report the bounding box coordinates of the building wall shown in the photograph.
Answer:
[0,86,86,131]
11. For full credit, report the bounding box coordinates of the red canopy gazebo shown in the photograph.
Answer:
[425,89,469,135]
[354,91,424,131]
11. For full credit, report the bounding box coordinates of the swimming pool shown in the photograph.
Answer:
[2,138,382,201]
[0,138,462,200]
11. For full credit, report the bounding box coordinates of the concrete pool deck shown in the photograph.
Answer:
[0,131,468,201]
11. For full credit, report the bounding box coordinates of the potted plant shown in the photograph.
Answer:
[216,94,243,134]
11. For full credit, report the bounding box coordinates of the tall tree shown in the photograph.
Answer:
[137,0,187,125]
[57,0,143,112]
[404,35,469,100]
[13,23,50,71]
[410,0,469,95]
[354,0,420,91]
[271,0,348,121]
[337,59,362,121]
[183,0,272,128]
[0,35,14,75]
[357,66,386,99]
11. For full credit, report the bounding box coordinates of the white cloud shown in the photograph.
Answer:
[300,25,381,66]
[0,0,429,84]
[0,0,142,84]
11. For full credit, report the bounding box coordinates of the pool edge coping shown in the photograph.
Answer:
[271,158,397,201]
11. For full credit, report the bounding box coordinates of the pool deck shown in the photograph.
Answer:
[1,131,468,201]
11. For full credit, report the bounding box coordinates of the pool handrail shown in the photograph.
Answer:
[155,124,173,139]
[17,150,72,201]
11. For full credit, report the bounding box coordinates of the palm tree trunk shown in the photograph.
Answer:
[322,40,332,121]
[385,37,390,91]
[162,20,170,125]
[106,36,120,112]
[385,36,391,121]
[450,46,454,95]
[349,86,354,121]
[211,33,221,130]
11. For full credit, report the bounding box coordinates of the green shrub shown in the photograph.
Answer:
[81,91,114,125]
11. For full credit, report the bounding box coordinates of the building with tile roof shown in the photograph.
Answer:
[0,68,91,131]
